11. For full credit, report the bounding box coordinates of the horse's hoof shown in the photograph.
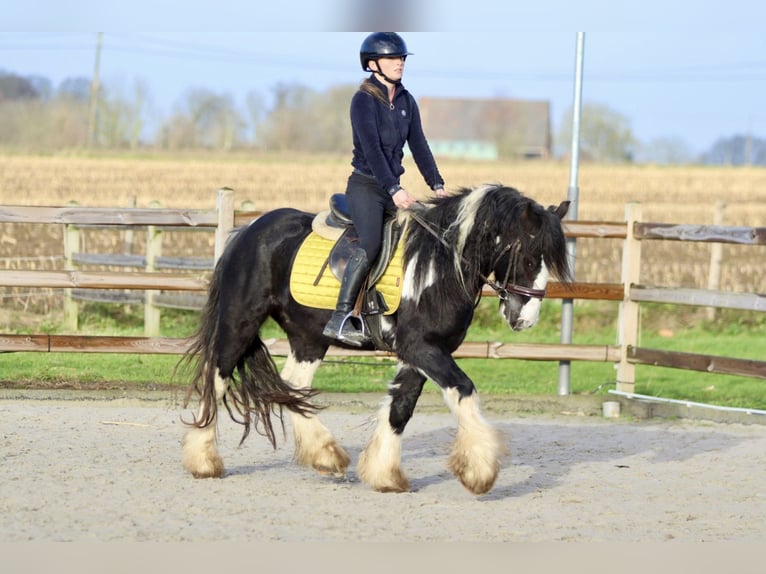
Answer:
[357,452,410,493]
[296,441,350,478]
[373,481,410,494]
[182,429,225,478]
[312,445,351,478]
[185,456,224,479]
[315,466,347,478]
[447,449,500,495]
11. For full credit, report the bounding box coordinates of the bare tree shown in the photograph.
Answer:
[558,102,636,162]
[185,89,246,149]
[245,90,265,147]
[258,82,354,152]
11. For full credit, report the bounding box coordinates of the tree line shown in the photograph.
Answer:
[1,69,762,165]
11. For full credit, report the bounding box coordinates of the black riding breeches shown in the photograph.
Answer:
[345,172,396,263]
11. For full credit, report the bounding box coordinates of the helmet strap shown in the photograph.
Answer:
[370,60,402,86]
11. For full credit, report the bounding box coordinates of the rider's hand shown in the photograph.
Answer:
[434,186,448,198]
[392,188,417,209]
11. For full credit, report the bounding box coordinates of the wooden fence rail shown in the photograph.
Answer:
[1,189,765,394]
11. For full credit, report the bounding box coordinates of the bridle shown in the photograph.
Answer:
[408,203,547,302]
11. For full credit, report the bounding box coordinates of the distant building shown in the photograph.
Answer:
[418,97,552,160]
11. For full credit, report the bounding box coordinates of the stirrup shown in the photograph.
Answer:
[324,311,369,347]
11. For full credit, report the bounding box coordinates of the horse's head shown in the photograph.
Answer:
[494,198,571,331]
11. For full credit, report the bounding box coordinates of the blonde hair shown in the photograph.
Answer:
[359,78,388,106]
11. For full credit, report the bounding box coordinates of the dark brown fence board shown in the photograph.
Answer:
[546,282,624,301]
[0,335,192,354]
[0,334,50,352]
[628,346,766,379]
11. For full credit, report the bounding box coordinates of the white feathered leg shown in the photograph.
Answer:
[357,395,409,492]
[282,352,350,476]
[182,371,228,478]
[443,387,507,495]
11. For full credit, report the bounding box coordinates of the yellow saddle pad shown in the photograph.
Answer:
[289,232,404,315]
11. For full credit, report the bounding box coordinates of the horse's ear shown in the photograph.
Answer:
[549,200,570,220]
[521,202,543,233]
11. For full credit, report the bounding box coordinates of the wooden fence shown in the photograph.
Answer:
[1,188,764,393]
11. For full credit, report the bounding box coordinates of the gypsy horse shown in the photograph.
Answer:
[179,183,571,495]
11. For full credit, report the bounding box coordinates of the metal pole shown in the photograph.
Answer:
[557,32,585,395]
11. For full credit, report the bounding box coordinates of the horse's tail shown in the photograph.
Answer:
[177,243,319,449]
[221,336,319,448]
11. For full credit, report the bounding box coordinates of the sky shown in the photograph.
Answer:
[3,0,766,155]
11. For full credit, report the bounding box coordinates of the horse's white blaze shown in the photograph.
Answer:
[182,370,228,478]
[515,260,549,329]
[442,387,506,495]
[282,352,350,476]
[357,395,409,492]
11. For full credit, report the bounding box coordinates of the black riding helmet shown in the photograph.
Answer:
[359,32,412,72]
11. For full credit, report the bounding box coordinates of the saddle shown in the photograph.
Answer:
[296,194,403,351]
[323,194,402,289]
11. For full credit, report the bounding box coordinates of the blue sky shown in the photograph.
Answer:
[3,1,766,154]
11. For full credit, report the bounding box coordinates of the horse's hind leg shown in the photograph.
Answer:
[282,351,350,477]
[358,365,426,492]
[182,371,228,478]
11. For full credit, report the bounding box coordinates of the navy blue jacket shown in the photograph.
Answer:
[350,75,444,195]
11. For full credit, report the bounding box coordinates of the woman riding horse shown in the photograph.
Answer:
[322,32,448,347]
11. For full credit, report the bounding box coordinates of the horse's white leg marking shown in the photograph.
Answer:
[182,370,228,478]
[283,352,350,476]
[514,261,550,330]
[443,387,507,495]
[357,395,409,492]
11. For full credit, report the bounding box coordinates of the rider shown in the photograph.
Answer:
[322,32,448,346]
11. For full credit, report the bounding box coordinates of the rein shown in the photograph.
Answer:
[408,203,547,301]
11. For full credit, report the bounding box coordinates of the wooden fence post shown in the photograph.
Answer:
[63,223,80,332]
[706,201,726,321]
[215,187,235,263]
[616,202,642,393]
[144,201,162,337]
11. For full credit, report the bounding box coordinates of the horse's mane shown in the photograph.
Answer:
[401,184,571,298]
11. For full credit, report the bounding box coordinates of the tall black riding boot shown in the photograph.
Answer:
[322,248,371,347]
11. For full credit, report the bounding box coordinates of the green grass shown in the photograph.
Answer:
[1,300,764,409]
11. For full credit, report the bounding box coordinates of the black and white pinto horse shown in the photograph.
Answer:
[180,184,571,495]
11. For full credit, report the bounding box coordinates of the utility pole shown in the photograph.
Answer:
[88,32,103,147]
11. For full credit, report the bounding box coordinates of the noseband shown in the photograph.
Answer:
[409,205,547,302]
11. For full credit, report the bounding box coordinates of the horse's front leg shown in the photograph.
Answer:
[282,351,350,477]
[182,370,228,478]
[418,351,507,495]
[442,385,507,495]
[358,365,426,492]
